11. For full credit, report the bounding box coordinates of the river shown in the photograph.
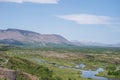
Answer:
[33,58,119,80]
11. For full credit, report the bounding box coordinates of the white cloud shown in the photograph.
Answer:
[57,14,120,32]
[0,0,59,4]
[56,14,116,24]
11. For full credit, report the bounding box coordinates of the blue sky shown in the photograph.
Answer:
[0,0,120,44]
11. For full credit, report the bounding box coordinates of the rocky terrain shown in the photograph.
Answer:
[0,67,39,80]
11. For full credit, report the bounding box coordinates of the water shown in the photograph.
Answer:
[75,64,85,69]
[80,68,108,80]
[75,64,108,80]
[33,59,119,80]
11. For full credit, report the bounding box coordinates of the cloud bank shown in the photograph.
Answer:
[0,0,59,4]
[57,14,119,25]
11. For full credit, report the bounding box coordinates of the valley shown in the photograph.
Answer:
[0,45,120,80]
[0,0,120,79]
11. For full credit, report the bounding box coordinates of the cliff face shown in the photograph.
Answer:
[0,68,17,80]
[0,29,70,46]
[6,71,17,80]
[0,68,39,80]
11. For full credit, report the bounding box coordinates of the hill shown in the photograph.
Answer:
[0,29,70,47]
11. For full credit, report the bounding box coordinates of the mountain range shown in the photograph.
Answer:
[0,29,70,47]
[0,28,120,47]
[71,40,120,47]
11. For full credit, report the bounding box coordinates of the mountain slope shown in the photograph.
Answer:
[0,29,70,46]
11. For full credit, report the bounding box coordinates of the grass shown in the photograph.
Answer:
[0,45,120,80]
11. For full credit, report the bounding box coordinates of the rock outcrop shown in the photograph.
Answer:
[0,67,39,80]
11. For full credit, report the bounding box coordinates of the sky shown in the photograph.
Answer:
[0,0,120,44]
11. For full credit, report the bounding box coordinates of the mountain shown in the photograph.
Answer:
[1,29,119,47]
[71,40,120,47]
[71,40,105,46]
[109,43,120,47]
[0,29,70,47]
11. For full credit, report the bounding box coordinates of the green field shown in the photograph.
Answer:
[0,45,120,80]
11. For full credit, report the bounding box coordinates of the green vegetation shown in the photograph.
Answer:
[98,65,120,78]
[0,45,120,80]
[7,57,53,80]
[107,66,120,77]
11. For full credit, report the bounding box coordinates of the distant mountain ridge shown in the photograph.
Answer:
[0,29,120,47]
[71,40,120,47]
[0,28,70,46]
